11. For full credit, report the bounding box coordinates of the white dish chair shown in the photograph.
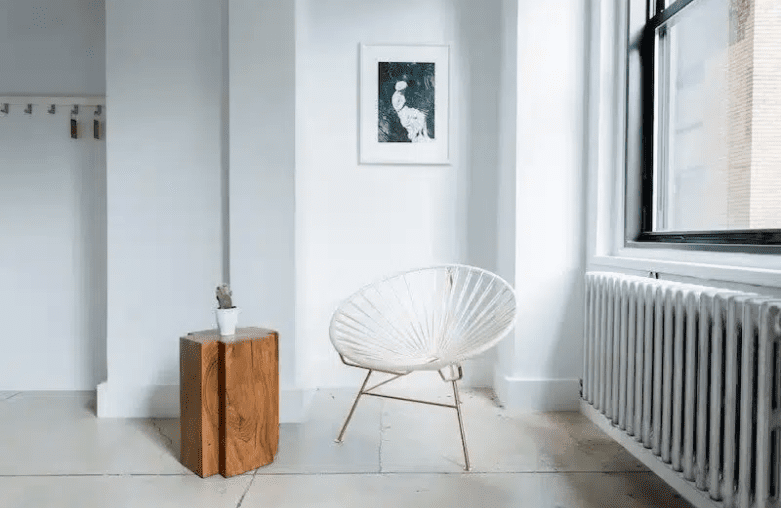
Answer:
[329,264,517,470]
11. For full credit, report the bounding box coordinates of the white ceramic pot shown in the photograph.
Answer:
[215,307,240,336]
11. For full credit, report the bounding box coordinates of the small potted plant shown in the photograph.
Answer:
[215,284,240,336]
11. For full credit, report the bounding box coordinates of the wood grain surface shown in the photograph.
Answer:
[180,328,279,478]
[219,330,279,477]
[179,337,220,477]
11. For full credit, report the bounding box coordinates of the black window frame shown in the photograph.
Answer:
[626,0,781,251]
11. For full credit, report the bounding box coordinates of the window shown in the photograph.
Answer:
[626,0,781,248]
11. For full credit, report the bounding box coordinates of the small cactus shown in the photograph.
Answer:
[216,284,234,309]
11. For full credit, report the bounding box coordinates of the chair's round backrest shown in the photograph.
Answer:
[329,264,516,372]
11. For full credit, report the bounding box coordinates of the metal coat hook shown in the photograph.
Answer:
[71,105,79,116]
[48,104,56,114]
[0,103,8,115]
[24,104,33,115]
[94,105,102,116]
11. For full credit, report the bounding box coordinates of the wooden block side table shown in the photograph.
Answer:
[180,336,220,477]
[180,327,279,478]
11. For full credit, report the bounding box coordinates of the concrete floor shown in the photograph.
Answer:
[0,379,692,507]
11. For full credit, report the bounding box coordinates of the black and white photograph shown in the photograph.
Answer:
[360,45,449,164]
[377,61,435,143]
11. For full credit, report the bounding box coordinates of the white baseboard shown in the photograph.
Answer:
[492,374,581,411]
[97,381,313,422]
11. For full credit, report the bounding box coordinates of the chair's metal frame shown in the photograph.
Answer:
[334,353,471,471]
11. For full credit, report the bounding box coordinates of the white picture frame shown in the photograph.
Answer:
[359,44,450,165]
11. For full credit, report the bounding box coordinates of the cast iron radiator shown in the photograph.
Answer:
[581,271,781,508]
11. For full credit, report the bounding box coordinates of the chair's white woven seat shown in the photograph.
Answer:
[329,265,517,372]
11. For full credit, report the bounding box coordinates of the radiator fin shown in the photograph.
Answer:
[582,272,781,508]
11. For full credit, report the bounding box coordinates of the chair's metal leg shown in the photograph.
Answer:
[451,379,471,471]
[335,369,372,443]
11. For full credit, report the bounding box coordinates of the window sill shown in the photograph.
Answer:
[589,247,781,289]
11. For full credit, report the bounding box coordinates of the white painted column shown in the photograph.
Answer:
[99,0,224,417]
[494,0,588,411]
[229,0,305,421]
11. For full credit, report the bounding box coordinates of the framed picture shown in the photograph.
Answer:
[359,44,450,164]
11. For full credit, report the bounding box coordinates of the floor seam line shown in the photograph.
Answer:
[149,419,174,451]
[235,465,260,507]
[0,470,654,478]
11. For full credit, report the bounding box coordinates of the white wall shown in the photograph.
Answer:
[0,0,105,95]
[99,0,224,415]
[294,0,504,389]
[0,105,106,390]
[1,0,590,413]
[0,0,106,390]
[458,0,505,387]
[229,0,298,401]
[494,0,589,411]
[495,0,519,381]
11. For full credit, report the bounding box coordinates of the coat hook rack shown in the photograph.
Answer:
[94,105,102,116]
[71,105,79,116]
[24,104,33,115]
[48,104,56,114]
